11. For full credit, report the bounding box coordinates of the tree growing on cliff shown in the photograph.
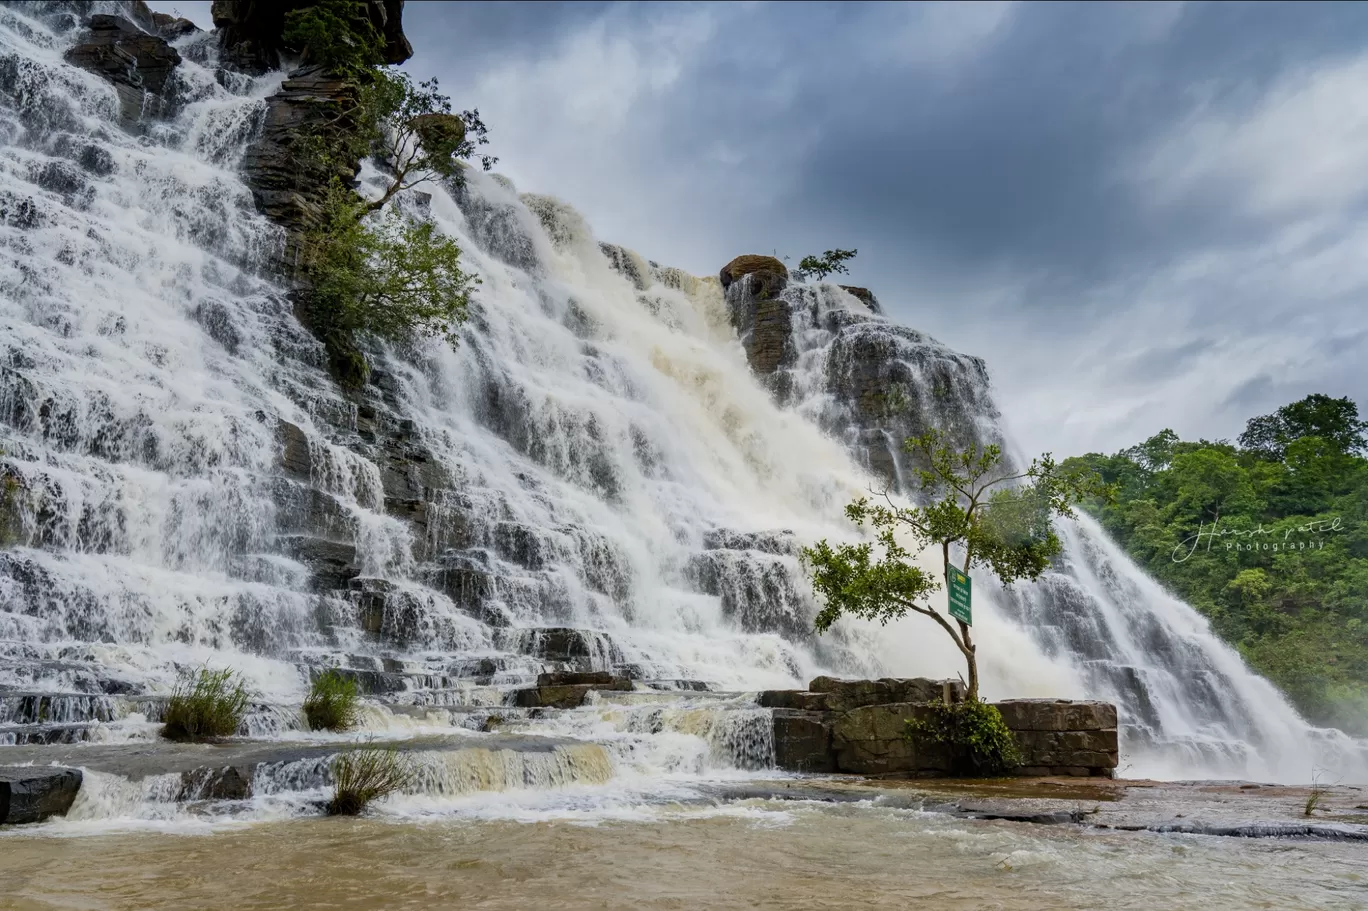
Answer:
[358,71,497,211]
[279,1,496,386]
[801,430,1101,701]
[300,182,479,385]
[792,248,857,282]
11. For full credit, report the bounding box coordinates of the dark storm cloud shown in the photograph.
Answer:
[150,0,1368,457]
[396,0,1368,457]
[782,1,1368,289]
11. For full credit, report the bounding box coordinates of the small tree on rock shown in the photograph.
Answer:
[793,248,857,282]
[801,430,1101,701]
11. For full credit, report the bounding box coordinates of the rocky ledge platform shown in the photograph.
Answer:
[0,730,590,824]
[763,676,1120,778]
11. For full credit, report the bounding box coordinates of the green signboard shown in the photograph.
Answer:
[947,567,972,626]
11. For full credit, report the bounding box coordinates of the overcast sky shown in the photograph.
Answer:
[157,1,1368,459]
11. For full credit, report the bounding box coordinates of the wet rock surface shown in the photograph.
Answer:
[63,13,183,124]
[0,765,82,825]
[239,65,359,256]
[513,672,633,709]
[770,709,835,773]
[0,733,571,781]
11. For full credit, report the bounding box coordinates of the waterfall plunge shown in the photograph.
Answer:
[0,2,1364,784]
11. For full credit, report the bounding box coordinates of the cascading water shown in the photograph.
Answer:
[0,0,1364,806]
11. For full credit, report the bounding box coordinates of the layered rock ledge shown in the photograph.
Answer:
[764,677,1120,778]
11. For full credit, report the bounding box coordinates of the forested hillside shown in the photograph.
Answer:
[1063,395,1368,735]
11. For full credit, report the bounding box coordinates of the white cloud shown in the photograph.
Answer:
[1139,53,1368,218]
[875,1,1017,70]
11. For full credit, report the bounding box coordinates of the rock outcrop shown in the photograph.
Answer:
[719,254,788,292]
[832,702,956,776]
[211,0,413,74]
[63,13,183,124]
[0,766,82,825]
[838,285,881,314]
[239,65,360,260]
[719,254,1003,488]
[128,1,200,40]
[995,699,1120,776]
[809,675,965,712]
[512,671,633,709]
[764,678,1120,778]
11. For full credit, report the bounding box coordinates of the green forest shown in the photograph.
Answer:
[1062,394,1368,736]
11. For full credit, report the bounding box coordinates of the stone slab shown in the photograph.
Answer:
[0,766,83,825]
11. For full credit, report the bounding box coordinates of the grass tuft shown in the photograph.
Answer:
[304,668,360,732]
[327,748,411,816]
[162,666,250,742]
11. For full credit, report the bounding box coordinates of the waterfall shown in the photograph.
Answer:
[0,1,1364,786]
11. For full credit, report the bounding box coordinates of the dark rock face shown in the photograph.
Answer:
[239,66,358,260]
[996,699,1119,776]
[129,1,200,40]
[63,13,182,124]
[995,698,1118,732]
[211,0,413,74]
[0,766,82,824]
[838,285,881,314]
[756,689,829,711]
[831,701,956,776]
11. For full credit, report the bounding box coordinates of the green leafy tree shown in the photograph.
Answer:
[801,430,1101,700]
[282,0,385,76]
[793,248,858,282]
[1239,394,1368,460]
[274,5,498,388]
[301,183,479,384]
[1063,392,1368,735]
[358,71,497,212]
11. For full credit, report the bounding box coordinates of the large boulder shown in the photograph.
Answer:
[808,676,964,713]
[64,14,182,123]
[719,254,788,291]
[0,766,83,825]
[212,0,413,73]
[994,699,1118,777]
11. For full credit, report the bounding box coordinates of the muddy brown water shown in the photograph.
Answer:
[3,787,1367,911]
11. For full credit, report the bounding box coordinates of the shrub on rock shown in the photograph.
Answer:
[304,668,360,732]
[328,748,410,816]
[161,667,250,742]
